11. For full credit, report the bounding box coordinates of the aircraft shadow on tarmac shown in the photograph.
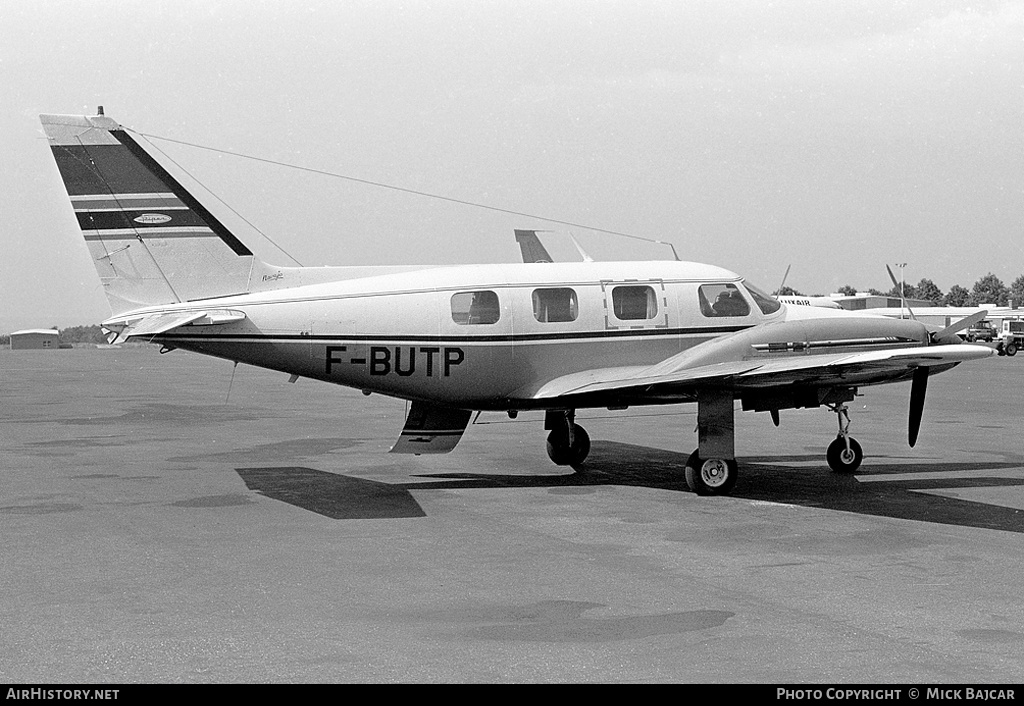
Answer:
[236,441,1024,532]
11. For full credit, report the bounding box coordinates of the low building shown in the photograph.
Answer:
[832,294,937,311]
[9,329,60,350]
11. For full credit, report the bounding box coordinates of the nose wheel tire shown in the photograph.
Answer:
[685,451,738,496]
[546,424,591,466]
[826,436,863,473]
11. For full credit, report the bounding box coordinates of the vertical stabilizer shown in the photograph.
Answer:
[40,112,256,314]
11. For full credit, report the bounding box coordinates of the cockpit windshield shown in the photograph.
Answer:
[742,281,783,315]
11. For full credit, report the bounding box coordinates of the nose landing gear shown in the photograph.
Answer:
[825,402,863,473]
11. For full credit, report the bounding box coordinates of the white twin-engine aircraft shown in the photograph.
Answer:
[40,111,993,496]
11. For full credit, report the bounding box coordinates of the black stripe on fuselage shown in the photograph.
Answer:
[152,325,752,344]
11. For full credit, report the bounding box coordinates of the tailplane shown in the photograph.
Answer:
[41,111,259,315]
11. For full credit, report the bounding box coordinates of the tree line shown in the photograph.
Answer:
[781,273,1024,307]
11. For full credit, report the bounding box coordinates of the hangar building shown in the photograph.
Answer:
[9,329,60,350]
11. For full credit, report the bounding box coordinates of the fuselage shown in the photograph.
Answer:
[110,260,928,409]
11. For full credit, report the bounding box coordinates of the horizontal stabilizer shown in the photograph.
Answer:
[390,402,472,455]
[106,309,246,343]
[126,311,208,338]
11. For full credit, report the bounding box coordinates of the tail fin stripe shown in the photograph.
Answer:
[72,194,187,213]
[71,192,177,201]
[111,130,252,257]
[49,135,252,257]
[42,111,259,314]
[82,227,219,241]
[75,208,211,231]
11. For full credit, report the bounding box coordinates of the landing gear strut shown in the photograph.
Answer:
[825,402,863,473]
[545,410,590,466]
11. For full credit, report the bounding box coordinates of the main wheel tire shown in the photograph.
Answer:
[826,436,863,473]
[684,450,738,496]
[546,424,591,466]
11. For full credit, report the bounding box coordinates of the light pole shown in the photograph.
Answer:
[895,263,908,317]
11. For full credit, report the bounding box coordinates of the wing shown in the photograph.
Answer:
[533,344,992,400]
[528,317,994,402]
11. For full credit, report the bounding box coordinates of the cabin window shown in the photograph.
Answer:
[743,281,783,315]
[612,285,658,320]
[698,283,751,318]
[532,288,578,323]
[451,291,500,324]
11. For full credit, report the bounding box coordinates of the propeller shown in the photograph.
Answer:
[908,367,928,447]
[775,264,791,297]
[929,309,989,345]
[908,310,989,446]
[567,232,595,263]
[886,264,915,320]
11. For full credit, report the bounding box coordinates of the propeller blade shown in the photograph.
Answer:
[567,233,594,263]
[886,264,915,320]
[933,310,989,341]
[909,367,929,447]
[776,264,791,296]
[886,263,899,289]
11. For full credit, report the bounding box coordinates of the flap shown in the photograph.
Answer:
[390,402,473,455]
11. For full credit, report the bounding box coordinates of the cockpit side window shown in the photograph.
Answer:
[698,283,751,318]
[451,291,500,324]
[743,281,783,315]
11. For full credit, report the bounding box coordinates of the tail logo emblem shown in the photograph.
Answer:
[133,213,172,224]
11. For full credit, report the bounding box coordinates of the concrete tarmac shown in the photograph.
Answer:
[1,347,1023,683]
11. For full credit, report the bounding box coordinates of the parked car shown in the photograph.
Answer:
[965,320,996,343]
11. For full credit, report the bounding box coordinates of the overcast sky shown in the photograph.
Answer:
[2,0,1022,332]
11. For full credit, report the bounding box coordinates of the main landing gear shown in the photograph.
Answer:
[545,410,591,466]
[539,389,866,496]
[684,453,738,496]
[685,390,739,495]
